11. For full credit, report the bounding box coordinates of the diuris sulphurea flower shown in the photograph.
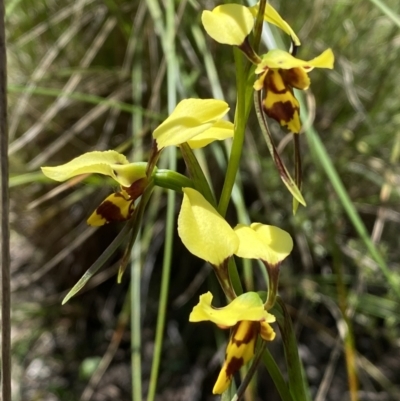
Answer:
[190,292,276,394]
[254,48,334,133]
[42,151,148,226]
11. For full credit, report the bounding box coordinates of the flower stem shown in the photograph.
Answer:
[154,169,194,192]
[218,47,248,217]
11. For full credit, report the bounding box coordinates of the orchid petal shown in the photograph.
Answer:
[87,191,134,226]
[213,320,258,394]
[249,2,301,46]
[186,120,234,149]
[234,223,293,265]
[256,48,334,72]
[41,151,147,187]
[202,4,254,46]
[153,98,230,149]
[178,188,239,266]
[189,291,275,326]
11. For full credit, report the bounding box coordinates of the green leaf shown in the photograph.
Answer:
[61,222,132,304]
[272,298,311,401]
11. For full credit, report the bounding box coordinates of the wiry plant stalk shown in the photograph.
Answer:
[0,0,11,399]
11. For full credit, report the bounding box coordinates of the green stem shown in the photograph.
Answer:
[180,142,216,206]
[218,47,248,217]
[131,30,144,401]
[273,298,311,401]
[154,169,194,192]
[147,0,176,399]
[146,176,175,401]
[252,0,266,53]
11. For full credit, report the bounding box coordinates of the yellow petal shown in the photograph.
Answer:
[261,69,301,133]
[153,98,230,149]
[202,4,254,46]
[177,188,239,266]
[189,292,275,326]
[249,2,301,46]
[87,191,134,226]
[255,48,334,72]
[111,163,147,187]
[213,321,258,394]
[186,120,234,149]
[41,151,147,187]
[234,223,293,265]
[281,67,311,90]
[260,321,276,341]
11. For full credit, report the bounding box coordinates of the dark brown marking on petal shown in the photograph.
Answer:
[264,100,299,124]
[231,322,258,347]
[96,200,130,223]
[124,177,147,200]
[265,70,289,95]
[281,68,309,90]
[225,356,244,380]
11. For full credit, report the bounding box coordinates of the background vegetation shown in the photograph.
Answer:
[8,0,400,400]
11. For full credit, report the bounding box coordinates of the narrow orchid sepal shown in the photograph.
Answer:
[249,2,301,46]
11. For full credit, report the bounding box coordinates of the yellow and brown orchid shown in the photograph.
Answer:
[178,188,293,392]
[42,151,148,226]
[190,291,276,394]
[254,48,334,133]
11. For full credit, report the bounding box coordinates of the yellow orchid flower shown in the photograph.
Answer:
[42,151,148,226]
[190,292,276,394]
[152,98,233,150]
[202,3,300,47]
[254,48,334,133]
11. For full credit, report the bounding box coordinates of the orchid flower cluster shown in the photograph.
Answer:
[42,1,334,397]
